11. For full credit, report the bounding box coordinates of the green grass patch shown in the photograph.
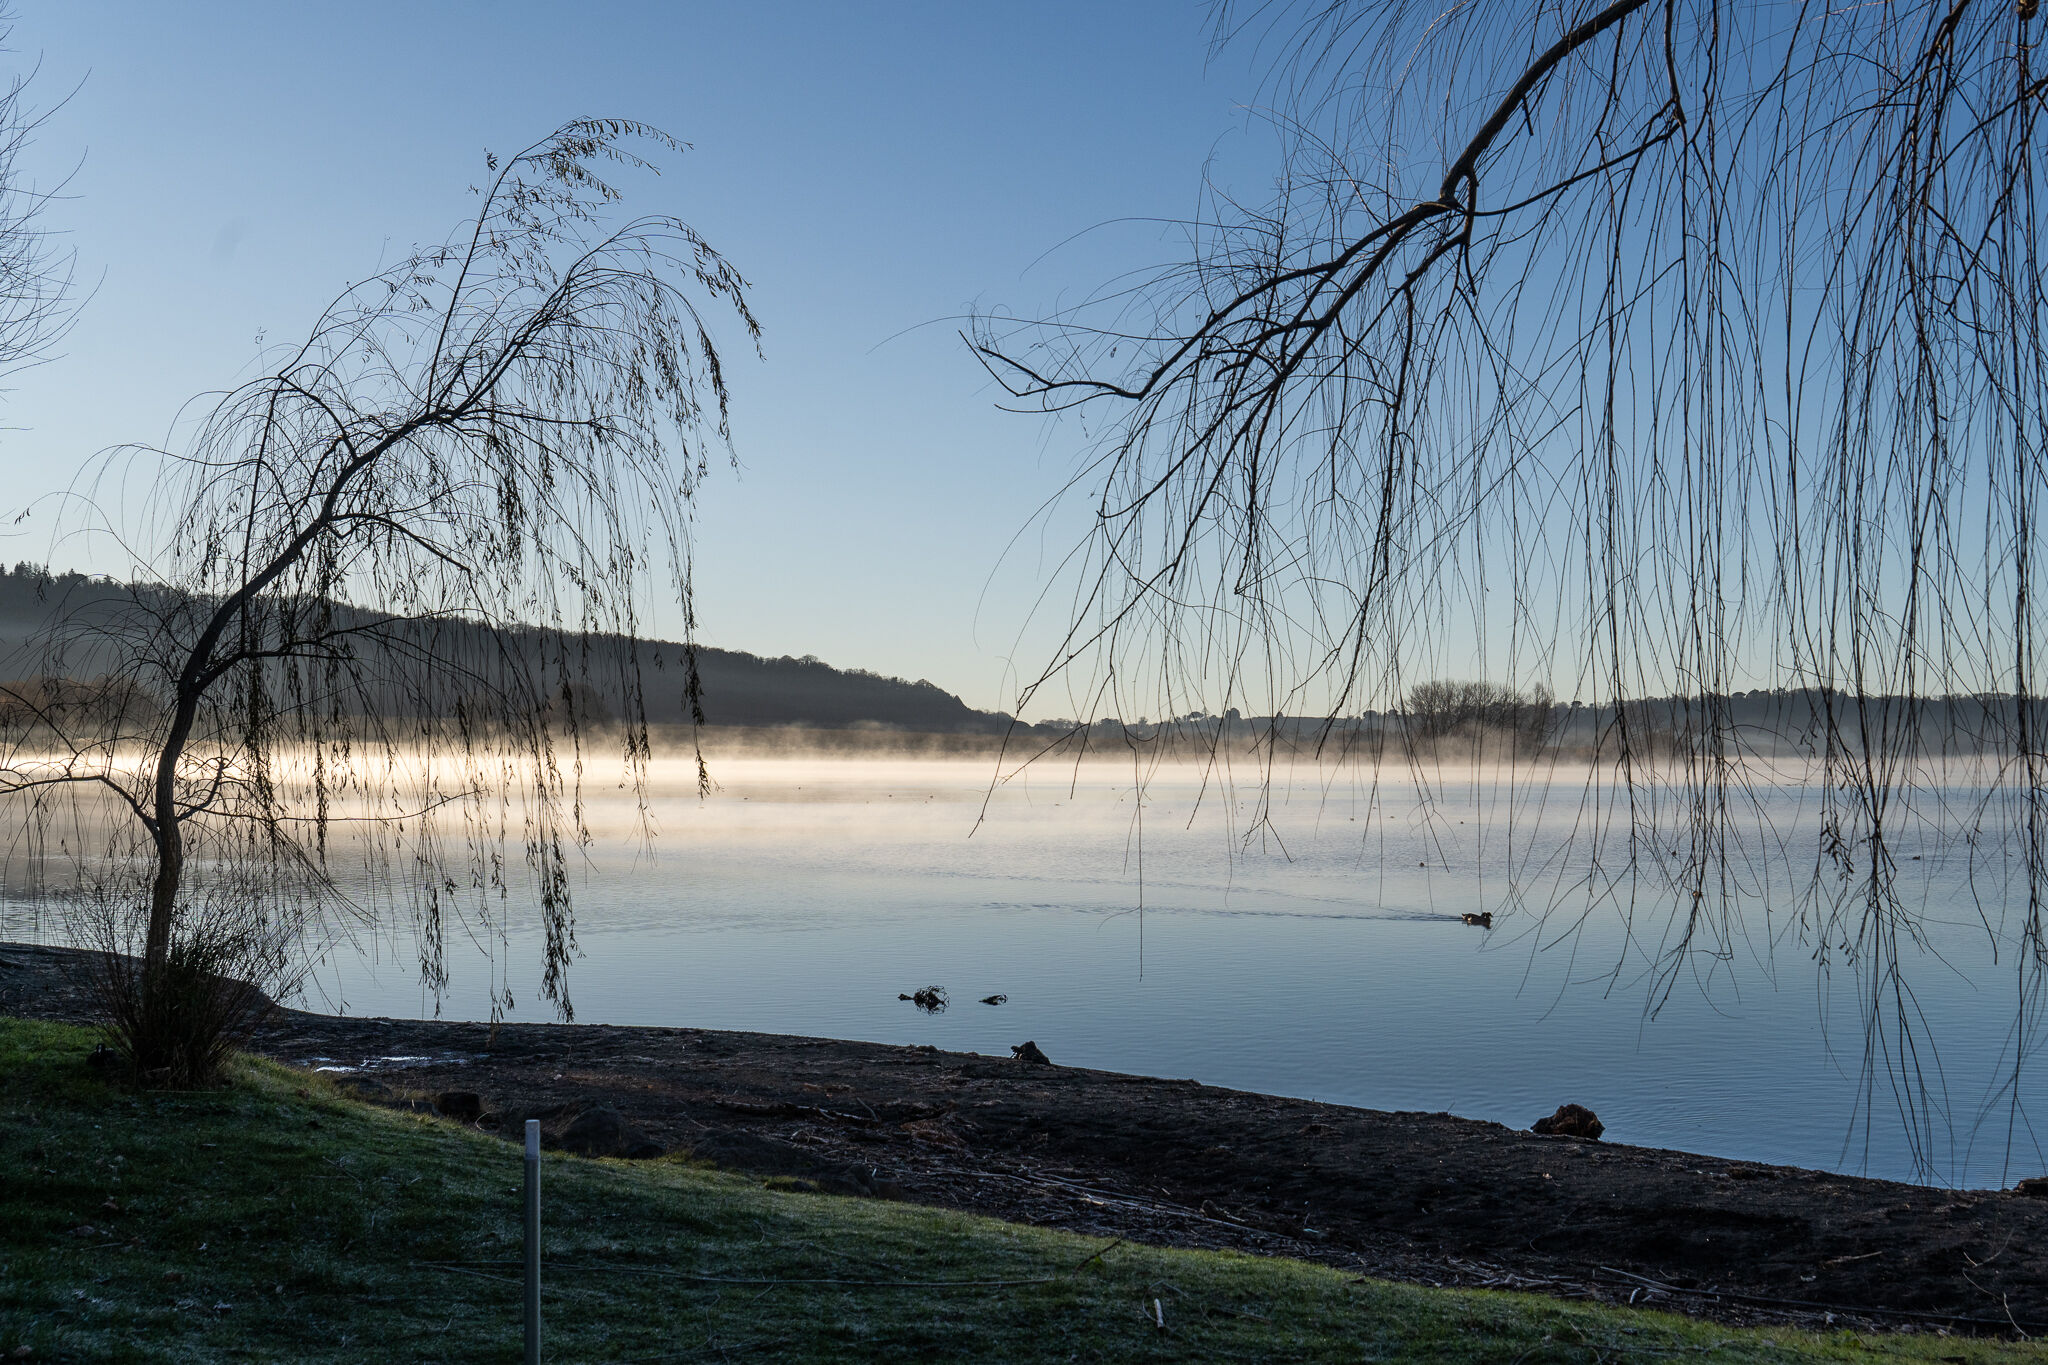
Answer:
[0,1016,2041,1362]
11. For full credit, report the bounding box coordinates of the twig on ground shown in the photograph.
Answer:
[1595,1266,2048,1333]
[1069,1236,1125,1273]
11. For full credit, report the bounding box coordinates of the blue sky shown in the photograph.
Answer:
[0,2,1275,714]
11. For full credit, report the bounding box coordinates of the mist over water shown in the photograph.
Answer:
[8,752,2044,1187]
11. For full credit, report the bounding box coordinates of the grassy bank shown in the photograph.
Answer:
[0,1019,2039,1363]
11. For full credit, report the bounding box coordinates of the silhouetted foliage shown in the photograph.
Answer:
[77,877,280,1089]
[1403,680,1555,753]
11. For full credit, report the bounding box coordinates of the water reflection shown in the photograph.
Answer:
[7,755,2045,1186]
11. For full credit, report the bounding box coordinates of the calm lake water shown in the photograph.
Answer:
[10,754,2046,1187]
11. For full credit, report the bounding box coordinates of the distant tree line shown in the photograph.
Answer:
[1401,680,1556,753]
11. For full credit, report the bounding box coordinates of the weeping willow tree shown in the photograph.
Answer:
[0,120,756,1053]
[978,1,2048,1160]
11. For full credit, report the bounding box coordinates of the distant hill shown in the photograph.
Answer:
[689,650,1007,732]
[6,564,2041,754]
[0,565,1014,736]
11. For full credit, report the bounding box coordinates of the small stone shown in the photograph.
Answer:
[1011,1040,1052,1065]
[434,1091,483,1122]
[1531,1103,1604,1140]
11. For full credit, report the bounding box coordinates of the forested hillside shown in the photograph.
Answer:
[0,565,1012,734]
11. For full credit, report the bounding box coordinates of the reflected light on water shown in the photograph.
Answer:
[7,753,2044,1187]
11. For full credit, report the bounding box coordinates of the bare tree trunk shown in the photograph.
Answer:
[144,820,180,978]
[143,686,199,982]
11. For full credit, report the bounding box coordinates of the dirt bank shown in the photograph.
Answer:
[7,940,2045,1337]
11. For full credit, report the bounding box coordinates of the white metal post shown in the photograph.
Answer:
[524,1119,541,1365]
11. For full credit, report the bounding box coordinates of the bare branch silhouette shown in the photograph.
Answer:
[978,1,2048,1163]
[0,5,78,406]
[0,119,756,1057]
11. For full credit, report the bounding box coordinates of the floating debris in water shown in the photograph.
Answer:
[980,994,1007,1006]
[898,986,948,1013]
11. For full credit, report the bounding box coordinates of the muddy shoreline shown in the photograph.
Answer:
[6,940,2046,1337]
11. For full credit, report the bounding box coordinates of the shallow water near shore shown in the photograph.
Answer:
[10,753,2047,1187]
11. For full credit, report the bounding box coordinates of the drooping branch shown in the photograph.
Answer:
[2,119,758,1019]
[976,0,2048,1158]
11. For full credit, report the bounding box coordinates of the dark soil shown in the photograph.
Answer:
[8,940,2046,1337]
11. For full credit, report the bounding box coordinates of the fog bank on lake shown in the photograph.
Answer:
[8,753,2043,1187]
